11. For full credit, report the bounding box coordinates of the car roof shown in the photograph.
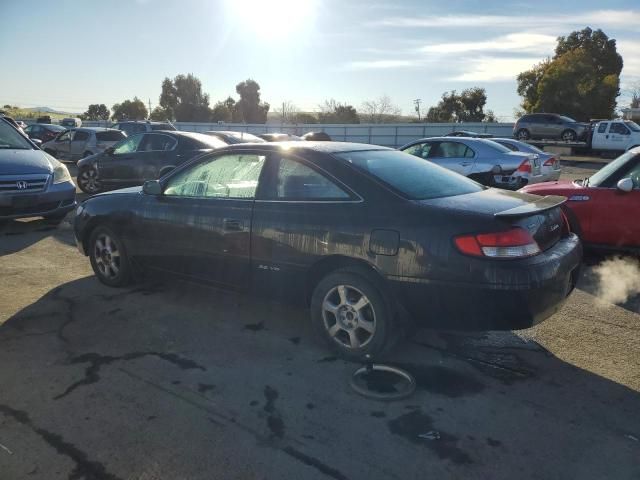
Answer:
[219,141,391,154]
[72,127,120,132]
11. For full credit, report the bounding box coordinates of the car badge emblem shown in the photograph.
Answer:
[549,224,560,232]
[16,180,28,190]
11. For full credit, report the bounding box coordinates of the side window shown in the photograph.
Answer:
[164,154,266,198]
[623,162,640,188]
[434,141,468,158]
[597,123,608,134]
[266,156,350,200]
[610,123,630,135]
[72,131,89,142]
[113,134,144,154]
[139,134,177,151]
[57,131,71,142]
[464,146,475,158]
[497,141,518,151]
[403,142,432,159]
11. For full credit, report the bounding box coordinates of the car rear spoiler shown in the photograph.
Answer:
[494,195,566,218]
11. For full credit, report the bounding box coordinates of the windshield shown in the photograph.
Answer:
[588,150,637,187]
[559,115,577,123]
[481,139,512,153]
[0,120,33,150]
[624,121,640,132]
[335,149,484,200]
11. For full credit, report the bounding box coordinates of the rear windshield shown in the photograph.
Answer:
[559,115,577,123]
[150,123,176,131]
[481,139,512,153]
[334,149,484,200]
[181,132,227,149]
[624,121,640,132]
[96,130,126,141]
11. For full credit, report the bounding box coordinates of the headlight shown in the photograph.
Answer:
[53,163,72,184]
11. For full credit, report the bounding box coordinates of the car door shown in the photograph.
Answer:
[591,122,610,150]
[251,152,363,302]
[51,130,72,160]
[132,151,267,289]
[134,133,178,180]
[69,130,90,160]
[587,156,640,247]
[97,134,145,185]
[608,123,631,151]
[426,141,475,176]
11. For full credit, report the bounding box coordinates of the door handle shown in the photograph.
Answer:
[460,162,472,167]
[223,218,243,231]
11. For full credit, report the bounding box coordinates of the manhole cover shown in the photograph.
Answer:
[350,364,416,401]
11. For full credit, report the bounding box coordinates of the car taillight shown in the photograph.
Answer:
[454,228,541,258]
[516,159,531,173]
[543,156,557,166]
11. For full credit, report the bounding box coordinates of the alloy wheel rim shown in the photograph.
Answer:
[322,285,376,349]
[80,169,100,193]
[93,233,121,279]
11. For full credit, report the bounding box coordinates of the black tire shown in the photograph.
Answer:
[88,226,133,287]
[310,268,398,361]
[561,129,577,142]
[78,166,102,194]
[516,129,530,140]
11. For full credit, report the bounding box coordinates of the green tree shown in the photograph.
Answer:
[111,97,148,121]
[318,99,360,123]
[517,28,623,120]
[234,79,269,123]
[158,74,212,122]
[292,112,317,124]
[149,106,172,121]
[424,88,489,122]
[81,104,110,121]
[211,97,236,122]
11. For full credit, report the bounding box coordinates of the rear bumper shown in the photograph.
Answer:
[0,181,76,220]
[388,234,582,331]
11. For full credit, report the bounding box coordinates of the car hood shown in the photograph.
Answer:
[93,186,143,198]
[418,187,565,217]
[77,151,105,168]
[0,149,56,175]
[519,179,582,196]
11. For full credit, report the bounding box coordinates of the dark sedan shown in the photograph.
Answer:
[23,123,67,143]
[76,131,227,194]
[0,118,76,223]
[74,142,582,359]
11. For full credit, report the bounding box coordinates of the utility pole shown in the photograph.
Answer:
[148,98,152,119]
[413,99,422,121]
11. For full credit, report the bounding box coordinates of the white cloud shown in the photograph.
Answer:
[450,57,543,82]
[345,59,423,70]
[369,9,640,31]
[618,40,640,80]
[420,33,556,55]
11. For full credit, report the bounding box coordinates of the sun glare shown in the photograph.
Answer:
[225,0,317,39]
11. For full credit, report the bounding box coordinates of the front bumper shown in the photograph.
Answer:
[388,234,582,331]
[0,181,76,220]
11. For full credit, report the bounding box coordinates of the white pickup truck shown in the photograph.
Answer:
[591,120,640,152]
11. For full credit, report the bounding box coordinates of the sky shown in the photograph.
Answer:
[1,0,639,121]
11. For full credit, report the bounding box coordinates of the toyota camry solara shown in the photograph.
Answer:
[74,142,582,359]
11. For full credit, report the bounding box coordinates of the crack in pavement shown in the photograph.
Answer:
[0,404,124,480]
[54,352,206,400]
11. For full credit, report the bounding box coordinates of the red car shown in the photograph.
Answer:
[520,148,640,252]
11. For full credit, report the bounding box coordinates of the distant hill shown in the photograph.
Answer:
[24,106,79,115]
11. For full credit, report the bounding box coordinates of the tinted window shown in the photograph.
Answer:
[495,140,519,151]
[164,154,266,198]
[72,131,90,141]
[139,134,177,151]
[265,156,350,200]
[522,115,541,124]
[559,115,577,123]
[481,140,512,153]
[589,151,638,187]
[335,149,484,200]
[597,123,608,133]
[432,141,471,158]
[622,161,640,189]
[113,134,144,154]
[610,123,630,135]
[96,130,126,141]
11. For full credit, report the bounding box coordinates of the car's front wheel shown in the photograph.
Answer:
[78,166,102,194]
[561,129,577,142]
[516,129,530,140]
[311,268,397,361]
[89,226,132,287]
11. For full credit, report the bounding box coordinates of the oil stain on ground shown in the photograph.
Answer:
[394,363,485,397]
[245,321,265,331]
[263,385,285,439]
[388,410,473,465]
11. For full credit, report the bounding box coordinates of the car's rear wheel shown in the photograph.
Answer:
[516,129,530,140]
[89,226,132,287]
[561,129,577,142]
[78,166,102,194]
[311,269,397,361]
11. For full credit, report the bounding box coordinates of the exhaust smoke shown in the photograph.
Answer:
[593,256,640,306]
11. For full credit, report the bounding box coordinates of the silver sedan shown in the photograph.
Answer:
[492,138,562,182]
[399,137,542,189]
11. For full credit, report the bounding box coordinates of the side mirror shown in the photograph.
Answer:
[616,177,634,193]
[105,146,115,155]
[143,180,162,196]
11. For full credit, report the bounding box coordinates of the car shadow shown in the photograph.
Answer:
[0,276,638,479]
[0,215,76,256]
